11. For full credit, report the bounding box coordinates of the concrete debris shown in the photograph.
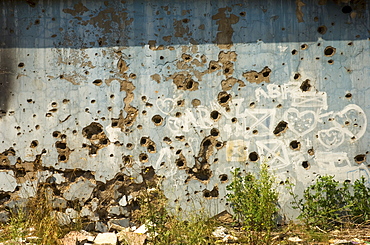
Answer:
[134,224,149,234]
[93,232,117,245]
[108,218,130,228]
[60,230,92,245]
[0,171,17,192]
[63,178,96,205]
[95,221,109,233]
[52,211,71,226]
[287,236,303,242]
[212,226,238,242]
[117,231,147,245]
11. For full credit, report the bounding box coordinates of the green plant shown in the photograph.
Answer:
[226,163,279,244]
[290,175,370,231]
[133,186,217,245]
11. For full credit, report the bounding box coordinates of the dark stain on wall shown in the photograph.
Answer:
[0,50,15,115]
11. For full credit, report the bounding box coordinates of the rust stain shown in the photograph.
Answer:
[63,3,89,16]
[295,0,305,23]
[212,7,239,48]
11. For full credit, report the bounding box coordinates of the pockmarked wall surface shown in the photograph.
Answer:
[0,0,369,228]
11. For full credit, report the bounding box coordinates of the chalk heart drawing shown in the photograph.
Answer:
[317,128,344,149]
[156,98,175,115]
[333,104,367,139]
[283,108,317,136]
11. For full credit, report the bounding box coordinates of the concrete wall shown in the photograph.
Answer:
[0,0,369,228]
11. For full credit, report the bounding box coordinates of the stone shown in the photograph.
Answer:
[0,211,9,223]
[63,177,96,204]
[95,221,108,233]
[52,211,71,226]
[0,170,17,192]
[81,206,93,217]
[65,208,79,220]
[109,218,130,228]
[108,205,121,216]
[93,232,117,245]
[60,231,89,245]
[52,197,68,210]
[117,231,147,245]
[118,196,127,206]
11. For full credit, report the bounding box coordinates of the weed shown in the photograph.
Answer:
[226,163,279,244]
[132,186,217,245]
[290,175,370,231]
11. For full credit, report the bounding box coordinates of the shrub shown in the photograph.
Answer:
[226,163,279,244]
[290,175,370,230]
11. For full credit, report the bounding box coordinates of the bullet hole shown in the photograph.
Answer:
[215,141,223,149]
[177,100,185,106]
[210,111,221,121]
[294,73,301,80]
[290,141,301,150]
[249,152,259,162]
[249,102,256,108]
[26,99,32,103]
[246,127,250,130]
[210,128,219,137]
[18,62,25,68]
[300,79,311,92]
[85,108,89,112]
[174,112,181,117]
[56,142,66,149]
[240,11,246,16]
[59,75,64,79]
[140,137,149,146]
[175,158,185,168]
[302,161,310,169]
[58,154,67,162]
[126,143,133,149]
[224,68,230,74]
[348,42,353,46]
[35,125,40,130]
[110,94,115,99]
[82,122,103,139]
[342,5,352,13]
[93,79,103,86]
[175,135,185,141]
[354,154,366,164]
[182,18,190,23]
[308,148,315,155]
[111,121,118,127]
[231,117,237,123]
[139,153,148,162]
[218,92,231,106]
[253,130,258,135]
[160,56,164,60]
[34,19,40,25]
[163,137,172,144]
[219,174,228,182]
[191,99,201,107]
[30,140,38,148]
[328,59,334,65]
[317,25,327,35]
[186,79,195,89]
[203,186,219,199]
[273,121,288,136]
[141,96,147,102]
[63,99,70,104]
[291,49,298,55]
[147,144,156,153]
[52,131,61,138]
[45,113,52,117]
[182,54,192,61]
[324,46,336,57]
[152,115,163,126]
[91,100,96,104]
[345,93,352,99]
[316,57,320,60]
[301,44,308,50]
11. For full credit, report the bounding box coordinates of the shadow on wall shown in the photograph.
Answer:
[0,0,368,49]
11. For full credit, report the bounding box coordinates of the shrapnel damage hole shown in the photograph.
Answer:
[354,154,366,164]
[324,46,336,57]
[249,152,259,162]
[273,121,288,136]
[210,110,221,121]
[302,161,310,169]
[290,140,301,150]
[300,79,311,92]
[93,79,103,86]
[152,115,163,126]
